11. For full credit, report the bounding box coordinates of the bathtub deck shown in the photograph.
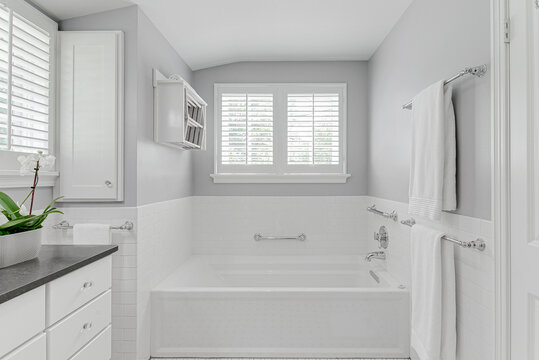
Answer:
[153,358,410,360]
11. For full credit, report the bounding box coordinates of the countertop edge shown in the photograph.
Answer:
[0,245,118,304]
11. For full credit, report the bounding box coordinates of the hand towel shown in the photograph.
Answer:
[410,224,456,360]
[73,223,111,245]
[409,81,457,220]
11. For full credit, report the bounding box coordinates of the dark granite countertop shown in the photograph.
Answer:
[0,244,118,304]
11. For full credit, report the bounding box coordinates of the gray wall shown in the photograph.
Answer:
[136,10,194,205]
[192,61,369,196]
[0,187,53,211]
[60,6,140,207]
[0,7,140,210]
[367,0,491,219]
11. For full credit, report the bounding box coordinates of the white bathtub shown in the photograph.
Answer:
[151,255,410,358]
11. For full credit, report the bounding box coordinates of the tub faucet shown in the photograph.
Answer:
[365,251,386,262]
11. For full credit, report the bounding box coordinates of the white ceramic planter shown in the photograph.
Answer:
[0,228,42,268]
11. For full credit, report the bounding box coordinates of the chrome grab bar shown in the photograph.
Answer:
[254,233,306,241]
[401,218,486,251]
[366,205,398,222]
[53,220,134,231]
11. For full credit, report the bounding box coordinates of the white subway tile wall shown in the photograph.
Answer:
[42,195,493,360]
[43,207,138,360]
[137,197,192,360]
[192,196,368,255]
[364,197,494,360]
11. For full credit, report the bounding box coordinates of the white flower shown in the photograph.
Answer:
[16,202,28,216]
[17,151,56,176]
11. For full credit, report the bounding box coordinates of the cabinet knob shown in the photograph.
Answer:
[105,180,113,188]
[82,281,93,290]
[82,322,93,331]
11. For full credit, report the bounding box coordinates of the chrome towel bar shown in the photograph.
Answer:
[402,64,488,110]
[254,233,306,241]
[53,220,134,231]
[366,205,398,222]
[401,218,485,251]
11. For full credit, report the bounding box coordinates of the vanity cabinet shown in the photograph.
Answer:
[0,255,113,360]
[57,31,124,202]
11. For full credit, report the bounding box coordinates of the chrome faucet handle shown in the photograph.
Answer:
[373,225,389,249]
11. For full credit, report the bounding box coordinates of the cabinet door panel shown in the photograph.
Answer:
[70,326,111,360]
[46,256,111,326]
[0,286,45,358]
[47,290,111,360]
[1,334,46,360]
[58,31,123,201]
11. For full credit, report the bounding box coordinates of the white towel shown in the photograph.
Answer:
[410,224,456,360]
[409,81,457,220]
[73,223,111,245]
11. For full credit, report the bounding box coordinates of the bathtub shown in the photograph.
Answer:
[151,255,410,358]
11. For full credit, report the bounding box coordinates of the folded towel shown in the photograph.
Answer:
[409,81,457,220]
[410,224,456,360]
[73,223,111,245]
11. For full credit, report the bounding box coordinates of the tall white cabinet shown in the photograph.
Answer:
[56,31,124,202]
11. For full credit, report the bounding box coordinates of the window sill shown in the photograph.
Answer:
[0,170,59,188]
[210,173,351,184]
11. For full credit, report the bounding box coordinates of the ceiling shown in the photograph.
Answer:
[28,0,133,21]
[30,0,414,71]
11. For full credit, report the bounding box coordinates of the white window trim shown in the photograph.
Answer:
[0,0,58,188]
[212,83,350,184]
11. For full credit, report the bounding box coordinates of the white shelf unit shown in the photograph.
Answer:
[153,69,207,150]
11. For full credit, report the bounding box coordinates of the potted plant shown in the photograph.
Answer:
[0,151,62,268]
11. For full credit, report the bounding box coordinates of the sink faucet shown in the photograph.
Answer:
[365,251,386,262]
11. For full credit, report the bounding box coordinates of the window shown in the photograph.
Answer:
[287,93,340,166]
[0,0,56,155]
[213,84,349,183]
[221,93,273,165]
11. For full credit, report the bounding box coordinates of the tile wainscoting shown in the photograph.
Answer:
[42,195,494,360]
[192,196,368,255]
[136,197,192,360]
[43,198,192,360]
[364,197,494,360]
[44,207,138,360]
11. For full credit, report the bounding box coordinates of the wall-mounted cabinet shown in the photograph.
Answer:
[153,69,207,150]
[56,31,124,202]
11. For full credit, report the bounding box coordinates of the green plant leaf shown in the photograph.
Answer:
[0,215,38,231]
[0,192,22,220]
[43,196,63,213]
[0,192,64,235]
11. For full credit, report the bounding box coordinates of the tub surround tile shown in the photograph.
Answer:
[136,197,192,360]
[47,195,493,360]
[154,358,409,360]
[193,196,367,255]
[364,196,494,360]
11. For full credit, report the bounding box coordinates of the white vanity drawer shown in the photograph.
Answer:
[47,290,111,360]
[70,325,111,360]
[46,256,111,325]
[0,286,45,358]
[1,334,45,360]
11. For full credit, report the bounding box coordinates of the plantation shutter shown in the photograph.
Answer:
[0,3,51,153]
[287,93,340,165]
[0,6,9,150]
[221,93,273,165]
